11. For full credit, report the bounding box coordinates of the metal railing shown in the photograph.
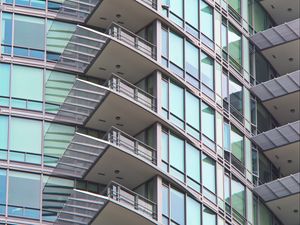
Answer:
[105,181,157,220]
[141,0,157,9]
[104,127,157,165]
[105,73,157,111]
[107,22,156,59]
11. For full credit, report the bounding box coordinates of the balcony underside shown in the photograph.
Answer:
[55,190,156,225]
[259,0,300,24]
[86,0,157,32]
[254,173,300,225]
[252,121,300,175]
[85,38,158,84]
[86,91,158,135]
[85,144,157,189]
[251,70,300,124]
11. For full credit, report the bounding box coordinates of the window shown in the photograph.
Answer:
[185,41,199,79]
[162,185,169,217]
[0,169,6,215]
[162,29,168,58]
[9,117,42,164]
[186,144,200,191]
[1,13,12,54]
[228,0,241,14]
[259,201,272,225]
[170,188,185,225]
[229,75,243,121]
[170,82,184,128]
[187,196,201,225]
[201,102,215,141]
[228,25,242,70]
[169,0,183,26]
[202,153,216,203]
[201,52,214,90]
[0,116,8,160]
[231,177,245,217]
[170,134,184,181]
[185,0,199,29]
[186,92,200,138]
[169,32,184,74]
[231,126,244,163]
[8,171,40,219]
[0,64,10,106]
[201,0,213,40]
[203,206,216,225]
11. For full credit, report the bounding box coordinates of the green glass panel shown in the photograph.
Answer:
[185,0,199,28]
[203,206,216,225]
[231,126,244,162]
[0,116,8,150]
[231,178,245,217]
[228,0,241,14]
[169,0,183,18]
[228,25,242,67]
[1,13,12,45]
[185,41,199,78]
[11,65,43,101]
[201,52,214,90]
[201,0,213,40]
[259,202,272,225]
[170,82,184,119]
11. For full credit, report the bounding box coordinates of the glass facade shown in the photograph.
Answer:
[0,0,293,225]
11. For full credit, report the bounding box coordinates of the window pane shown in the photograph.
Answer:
[186,144,200,182]
[0,64,10,104]
[169,32,183,68]
[229,75,243,116]
[170,82,184,119]
[186,41,199,78]
[170,188,185,225]
[162,185,169,216]
[1,13,12,46]
[203,206,216,225]
[162,80,168,109]
[186,92,200,130]
[202,154,216,192]
[0,169,6,207]
[259,202,272,225]
[201,0,213,40]
[231,126,244,163]
[162,29,168,57]
[10,117,42,154]
[162,132,168,162]
[14,15,45,50]
[170,134,184,173]
[228,25,242,67]
[201,102,215,141]
[8,171,40,218]
[231,178,245,217]
[201,53,214,90]
[170,0,183,18]
[0,116,8,150]
[187,196,201,225]
[11,65,43,101]
[228,0,241,14]
[185,0,199,28]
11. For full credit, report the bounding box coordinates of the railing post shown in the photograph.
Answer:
[134,141,139,155]
[134,195,139,210]
[134,88,138,101]
[134,37,139,49]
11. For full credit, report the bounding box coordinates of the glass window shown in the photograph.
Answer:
[1,13,12,47]
[14,14,45,50]
[187,196,201,225]
[202,154,216,192]
[169,32,184,68]
[201,103,215,141]
[10,117,42,163]
[170,188,185,225]
[162,80,169,110]
[203,206,216,225]
[224,175,230,203]
[169,0,183,18]
[185,0,199,29]
[229,75,243,118]
[228,0,241,14]
[170,134,184,178]
[0,169,6,215]
[11,65,43,101]
[0,116,8,153]
[228,25,242,69]
[201,0,213,40]
[231,177,245,217]
[162,132,169,163]
[223,122,230,151]
[231,126,244,162]
[185,41,199,78]
[201,53,214,90]
[162,185,169,216]
[0,64,10,106]
[259,202,272,225]
[170,82,184,126]
[186,144,200,188]
[162,29,168,57]
[186,92,200,132]
[253,1,269,32]
[8,171,40,219]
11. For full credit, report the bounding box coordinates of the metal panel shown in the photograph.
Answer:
[251,70,300,101]
[251,121,300,151]
[254,173,300,202]
[251,18,300,50]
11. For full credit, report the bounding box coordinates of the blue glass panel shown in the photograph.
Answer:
[0,116,8,150]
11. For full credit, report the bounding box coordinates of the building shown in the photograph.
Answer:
[0,0,299,225]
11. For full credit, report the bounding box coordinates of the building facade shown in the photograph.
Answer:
[0,0,299,225]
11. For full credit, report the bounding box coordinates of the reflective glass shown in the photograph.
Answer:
[170,82,184,120]
[185,0,199,28]
[162,29,168,57]
[0,116,8,151]
[231,178,245,217]
[0,64,10,106]
[187,196,201,225]
[186,92,200,131]
[162,132,169,162]
[202,154,216,192]
[169,0,183,18]
[259,202,272,225]
[203,206,216,225]
[228,0,241,14]
[201,53,214,90]
[162,185,169,216]
[201,0,213,40]
[1,13,12,46]
[185,41,199,78]
[169,32,183,68]
[228,25,242,68]
[186,144,200,183]
[231,126,244,163]
[229,76,243,116]
[0,169,6,213]
[170,188,185,225]
[170,134,184,173]
[201,103,215,141]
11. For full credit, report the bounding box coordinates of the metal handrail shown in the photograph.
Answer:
[104,181,157,219]
[103,126,157,164]
[105,73,157,111]
[106,22,156,59]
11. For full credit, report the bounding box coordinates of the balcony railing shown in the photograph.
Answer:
[104,127,157,165]
[105,181,157,220]
[107,22,156,59]
[105,74,157,111]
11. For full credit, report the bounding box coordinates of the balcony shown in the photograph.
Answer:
[251,70,300,124]
[251,121,300,176]
[254,173,300,225]
[250,18,300,75]
[54,182,157,225]
[53,127,158,189]
[258,0,299,24]
[56,0,158,32]
[54,23,157,84]
[52,74,157,135]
